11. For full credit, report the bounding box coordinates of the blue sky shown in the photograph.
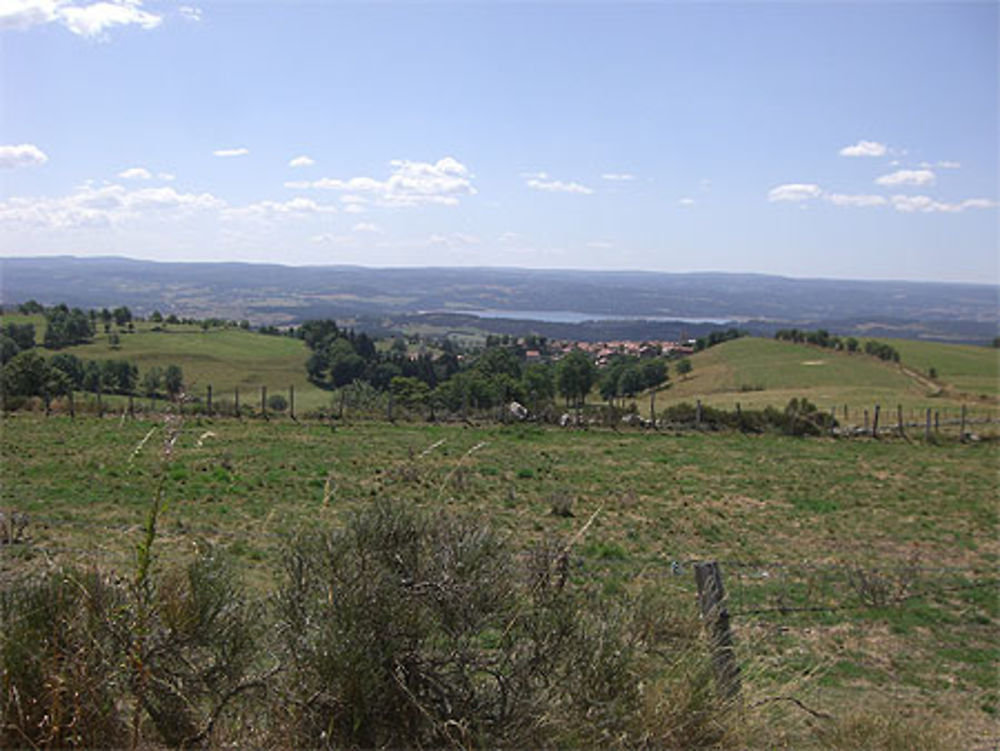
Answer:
[1,1,997,282]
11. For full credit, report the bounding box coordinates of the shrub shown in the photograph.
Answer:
[267,393,288,412]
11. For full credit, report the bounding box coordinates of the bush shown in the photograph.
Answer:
[267,393,288,412]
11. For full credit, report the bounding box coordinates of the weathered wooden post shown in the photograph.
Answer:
[234,386,240,416]
[261,386,267,419]
[289,384,295,420]
[831,406,837,435]
[925,408,932,441]
[844,404,849,424]
[68,390,75,420]
[872,404,880,438]
[960,403,967,440]
[934,410,939,433]
[897,404,904,437]
[864,409,869,433]
[696,399,703,428]
[694,562,742,702]
[206,384,212,415]
[735,401,742,430]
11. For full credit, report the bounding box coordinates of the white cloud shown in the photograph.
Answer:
[839,140,888,157]
[158,172,176,181]
[117,166,152,180]
[289,155,315,168]
[526,176,594,195]
[890,195,996,213]
[601,173,635,181]
[678,197,696,207]
[0,143,48,168]
[0,182,223,229]
[352,222,381,233]
[286,156,476,207]
[937,160,961,169]
[0,0,162,37]
[213,147,249,158]
[875,169,935,187]
[824,193,887,208]
[222,197,337,220]
[767,183,822,202]
[178,5,201,22]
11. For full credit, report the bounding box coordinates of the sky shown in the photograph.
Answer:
[1,0,997,283]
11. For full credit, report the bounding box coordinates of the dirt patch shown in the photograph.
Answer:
[801,360,826,366]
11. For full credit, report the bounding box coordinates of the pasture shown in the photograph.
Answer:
[1,413,996,746]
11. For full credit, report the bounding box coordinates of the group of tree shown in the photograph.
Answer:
[693,328,747,352]
[598,355,668,404]
[774,329,900,362]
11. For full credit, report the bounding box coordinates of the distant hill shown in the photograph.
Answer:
[1,256,996,343]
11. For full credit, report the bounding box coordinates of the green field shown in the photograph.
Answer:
[658,337,998,420]
[1,414,996,746]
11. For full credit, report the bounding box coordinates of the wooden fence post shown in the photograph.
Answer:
[261,385,267,419]
[897,404,904,437]
[864,409,869,433]
[696,399,702,428]
[960,404,967,440]
[935,410,939,433]
[206,384,212,415]
[831,406,837,435]
[735,401,742,431]
[925,408,931,441]
[289,385,295,420]
[693,562,741,702]
[872,404,880,438]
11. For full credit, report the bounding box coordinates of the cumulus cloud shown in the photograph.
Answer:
[875,169,935,187]
[178,5,201,22]
[213,147,249,158]
[0,182,223,229]
[890,195,996,213]
[767,183,822,202]
[222,197,337,220]
[824,193,887,208]
[839,140,888,157]
[289,155,315,168]
[601,173,635,181]
[117,166,152,180]
[286,156,476,207]
[0,143,48,168]
[158,172,176,181]
[2,0,164,38]
[525,172,594,195]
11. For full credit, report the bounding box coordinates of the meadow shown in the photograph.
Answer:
[1,413,997,747]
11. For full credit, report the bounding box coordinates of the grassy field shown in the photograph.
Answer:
[1,414,996,746]
[656,337,998,420]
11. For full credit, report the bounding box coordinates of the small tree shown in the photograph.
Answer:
[164,364,184,399]
[676,358,693,379]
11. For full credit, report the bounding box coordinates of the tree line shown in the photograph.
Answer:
[774,328,901,362]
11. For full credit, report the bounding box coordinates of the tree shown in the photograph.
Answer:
[142,366,164,397]
[2,322,35,351]
[555,350,595,408]
[640,359,668,390]
[676,358,693,379]
[112,306,132,327]
[0,336,20,366]
[164,364,184,399]
[618,365,644,398]
[521,363,555,408]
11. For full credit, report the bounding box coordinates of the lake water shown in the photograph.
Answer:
[425,309,736,325]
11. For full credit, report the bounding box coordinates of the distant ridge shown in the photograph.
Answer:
[1,257,996,343]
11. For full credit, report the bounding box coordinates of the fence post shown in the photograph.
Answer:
[960,404,967,440]
[844,404,848,424]
[207,384,213,415]
[68,390,75,420]
[831,406,837,435]
[872,404,880,438]
[735,401,742,431]
[897,404,904,437]
[289,384,295,420]
[864,409,869,434]
[97,387,103,417]
[696,399,702,428]
[693,562,741,702]
[925,408,931,441]
[261,386,267,419]
[934,410,939,433]
[128,394,134,418]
